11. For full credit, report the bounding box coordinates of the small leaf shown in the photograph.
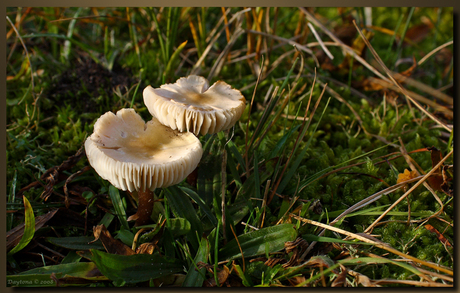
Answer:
[8,196,35,255]
[232,262,253,287]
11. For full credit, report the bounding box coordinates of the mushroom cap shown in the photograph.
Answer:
[85,108,203,192]
[143,75,246,135]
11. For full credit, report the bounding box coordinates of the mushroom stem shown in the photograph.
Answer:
[129,189,155,226]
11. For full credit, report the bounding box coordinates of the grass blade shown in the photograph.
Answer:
[180,186,218,227]
[108,185,129,231]
[165,185,203,250]
[164,40,188,82]
[182,236,210,287]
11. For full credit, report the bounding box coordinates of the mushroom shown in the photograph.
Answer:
[85,108,203,226]
[143,75,246,136]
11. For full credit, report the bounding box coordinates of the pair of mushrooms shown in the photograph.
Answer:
[85,75,246,226]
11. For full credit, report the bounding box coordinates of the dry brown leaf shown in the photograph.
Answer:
[331,264,348,287]
[282,237,309,268]
[136,242,155,254]
[92,224,135,255]
[304,255,339,274]
[334,24,357,46]
[426,146,447,192]
[347,269,378,287]
[440,165,453,196]
[405,22,433,44]
[203,265,230,287]
[287,276,307,286]
[358,78,386,92]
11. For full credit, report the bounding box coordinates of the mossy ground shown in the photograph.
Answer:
[6,7,453,287]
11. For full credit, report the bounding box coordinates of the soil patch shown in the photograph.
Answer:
[48,57,134,113]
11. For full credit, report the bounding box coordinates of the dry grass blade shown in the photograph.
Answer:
[297,40,422,100]
[307,22,334,60]
[391,72,453,106]
[221,7,231,43]
[229,37,301,65]
[352,20,452,133]
[63,165,92,208]
[230,224,245,272]
[191,8,251,73]
[364,148,453,234]
[374,280,452,287]
[205,8,231,43]
[299,8,388,81]
[418,40,453,66]
[291,215,453,277]
[207,27,245,81]
[366,77,453,117]
[245,29,319,67]
[300,9,454,120]
[301,175,425,258]
[364,251,454,283]
[330,175,424,226]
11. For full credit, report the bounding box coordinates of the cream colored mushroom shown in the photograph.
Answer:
[85,108,202,226]
[143,75,246,136]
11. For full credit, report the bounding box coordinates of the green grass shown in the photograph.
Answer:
[6,7,453,287]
